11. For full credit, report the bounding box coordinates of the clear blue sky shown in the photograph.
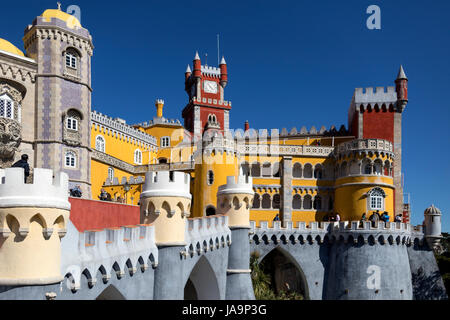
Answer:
[2,0,449,230]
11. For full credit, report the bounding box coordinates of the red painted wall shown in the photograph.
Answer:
[200,106,224,131]
[69,198,140,232]
[362,109,394,142]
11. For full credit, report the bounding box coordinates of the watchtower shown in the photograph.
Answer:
[0,168,70,285]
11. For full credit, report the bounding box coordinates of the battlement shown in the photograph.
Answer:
[91,110,158,146]
[353,86,397,105]
[250,220,424,245]
[140,171,191,199]
[217,172,253,196]
[181,215,231,258]
[201,65,221,77]
[61,222,158,291]
[0,168,70,210]
[192,96,231,108]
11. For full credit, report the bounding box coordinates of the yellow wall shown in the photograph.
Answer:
[192,151,238,217]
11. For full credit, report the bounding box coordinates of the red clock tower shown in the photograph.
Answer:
[182,52,231,137]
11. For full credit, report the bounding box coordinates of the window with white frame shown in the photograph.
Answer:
[95,135,105,152]
[67,117,78,131]
[0,94,14,119]
[65,151,77,168]
[368,187,385,210]
[134,149,142,164]
[160,136,170,148]
[108,167,114,181]
[65,51,77,69]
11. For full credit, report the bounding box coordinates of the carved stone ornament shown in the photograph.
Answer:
[0,117,22,166]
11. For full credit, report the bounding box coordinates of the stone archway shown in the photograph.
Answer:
[259,247,309,299]
[96,284,126,300]
[184,256,220,300]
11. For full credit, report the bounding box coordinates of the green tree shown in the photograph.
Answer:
[250,251,304,300]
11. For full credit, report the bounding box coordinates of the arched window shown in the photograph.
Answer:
[272,194,280,209]
[303,163,313,178]
[65,151,76,168]
[0,94,14,119]
[339,162,347,177]
[205,206,216,216]
[262,162,271,177]
[240,162,250,176]
[207,170,214,185]
[384,161,390,176]
[374,159,383,175]
[95,135,105,152]
[108,167,114,181]
[292,194,302,209]
[314,164,323,179]
[303,195,312,210]
[313,196,322,210]
[368,187,386,210]
[349,160,359,175]
[134,149,142,165]
[261,194,271,209]
[362,159,372,175]
[272,162,280,177]
[65,49,78,69]
[252,194,261,209]
[251,162,261,177]
[160,136,170,148]
[293,163,302,178]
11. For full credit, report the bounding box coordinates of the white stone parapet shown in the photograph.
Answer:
[218,173,253,196]
[91,110,157,146]
[182,215,231,258]
[201,65,221,77]
[250,220,425,245]
[353,86,397,105]
[0,168,70,210]
[140,171,191,199]
[61,222,158,291]
[335,138,393,156]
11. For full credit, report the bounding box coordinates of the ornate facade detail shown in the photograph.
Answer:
[0,61,36,83]
[92,149,135,173]
[62,110,82,146]
[0,118,22,167]
[23,27,94,56]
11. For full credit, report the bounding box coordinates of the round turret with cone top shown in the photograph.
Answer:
[193,51,201,78]
[220,56,228,88]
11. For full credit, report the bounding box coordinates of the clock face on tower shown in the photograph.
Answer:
[203,80,218,94]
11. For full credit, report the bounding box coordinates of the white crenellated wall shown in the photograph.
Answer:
[0,168,71,210]
[181,215,231,258]
[61,221,158,292]
[140,171,191,199]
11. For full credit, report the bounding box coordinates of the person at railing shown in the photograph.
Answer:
[70,185,82,198]
[369,211,379,227]
[273,214,280,222]
[11,154,30,183]
[360,212,367,227]
[335,212,341,222]
[381,211,390,223]
[394,213,403,223]
[99,188,108,201]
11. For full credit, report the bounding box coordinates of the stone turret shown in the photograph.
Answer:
[0,168,70,285]
[423,204,443,252]
[217,170,254,227]
[139,171,191,246]
[217,169,255,300]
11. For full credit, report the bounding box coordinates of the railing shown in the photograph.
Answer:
[335,139,393,155]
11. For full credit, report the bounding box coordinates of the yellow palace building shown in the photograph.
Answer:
[0,6,408,227]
